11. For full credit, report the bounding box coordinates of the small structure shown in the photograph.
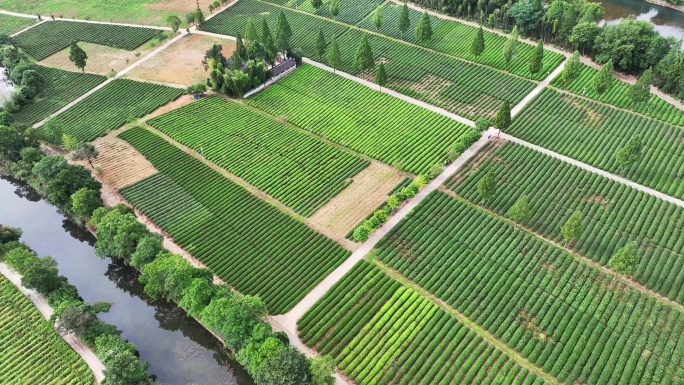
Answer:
[244,58,297,98]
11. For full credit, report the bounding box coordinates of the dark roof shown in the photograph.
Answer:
[271,58,296,77]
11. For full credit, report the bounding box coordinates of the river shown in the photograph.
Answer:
[0,67,14,105]
[599,0,684,41]
[0,176,253,385]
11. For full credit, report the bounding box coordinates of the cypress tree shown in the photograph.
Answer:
[327,34,341,74]
[316,28,327,61]
[470,27,485,56]
[374,62,387,91]
[492,100,511,131]
[244,18,259,46]
[593,60,614,94]
[398,4,410,40]
[414,11,433,46]
[354,34,375,74]
[260,18,271,46]
[529,40,543,74]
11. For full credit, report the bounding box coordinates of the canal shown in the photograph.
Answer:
[0,176,253,385]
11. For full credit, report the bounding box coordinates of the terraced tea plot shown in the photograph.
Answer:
[12,20,160,60]
[448,141,684,305]
[50,79,183,141]
[508,87,684,199]
[200,0,348,56]
[552,64,684,126]
[0,14,35,35]
[263,0,383,25]
[118,127,351,314]
[299,261,546,385]
[0,275,92,385]
[246,65,475,173]
[12,66,106,125]
[376,190,684,385]
[80,135,158,188]
[147,96,369,216]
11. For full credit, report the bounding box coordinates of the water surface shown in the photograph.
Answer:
[598,0,684,40]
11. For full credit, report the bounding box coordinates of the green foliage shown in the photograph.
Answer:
[71,141,98,167]
[593,18,663,71]
[329,0,339,19]
[101,352,150,385]
[253,347,311,385]
[561,210,583,245]
[592,60,614,94]
[374,62,387,89]
[628,67,653,107]
[165,15,182,33]
[470,27,485,57]
[561,50,582,86]
[477,168,496,202]
[608,241,639,277]
[70,187,103,219]
[353,225,370,242]
[316,28,326,60]
[61,134,78,151]
[179,278,216,318]
[237,336,286,376]
[529,40,543,74]
[615,134,642,169]
[310,355,335,385]
[414,11,432,46]
[245,18,259,45]
[505,194,530,225]
[353,34,374,74]
[492,100,511,131]
[93,210,148,263]
[397,4,410,39]
[371,5,383,31]
[0,226,21,244]
[139,252,213,302]
[327,34,341,71]
[130,233,163,268]
[502,26,519,69]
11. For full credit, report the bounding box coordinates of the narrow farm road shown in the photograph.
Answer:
[0,9,172,30]
[8,19,48,37]
[271,129,495,346]
[510,59,566,116]
[33,31,188,128]
[0,262,106,383]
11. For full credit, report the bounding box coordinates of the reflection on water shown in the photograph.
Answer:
[0,67,15,105]
[0,176,253,385]
[599,0,684,40]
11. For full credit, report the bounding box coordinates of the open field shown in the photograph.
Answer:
[508,87,684,199]
[0,275,92,385]
[299,261,546,385]
[0,0,216,26]
[50,78,183,141]
[78,135,158,188]
[376,190,684,385]
[246,65,475,174]
[40,42,154,76]
[449,141,684,305]
[147,95,370,216]
[127,34,236,86]
[265,0,383,25]
[12,20,160,60]
[552,64,684,126]
[308,161,404,237]
[11,66,106,125]
[0,14,35,35]
[118,127,351,314]
[202,0,535,119]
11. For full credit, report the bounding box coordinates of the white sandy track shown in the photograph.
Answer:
[0,262,105,383]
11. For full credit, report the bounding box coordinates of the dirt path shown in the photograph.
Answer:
[0,262,106,383]
[511,59,567,116]
[0,9,171,30]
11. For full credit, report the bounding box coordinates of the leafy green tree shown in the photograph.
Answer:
[372,5,383,31]
[237,337,286,376]
[316,28,326,60]
[101,352,150,385]
[502,26,519,69]
[529,40,543,74]
[608,241,640,277]
[354,34,375,75]
[561,210,583,246]
[506,195,530,227]
[569,21,600,54]
[507,0,544,35]
[95,335,136,363]
[254,347,312,385]
[22,256,64,295]
[593,18,662,72]
[0,111,13,126]
[62,134,78,151]
[470,27,485,57]
[311,0,323,10]
[561,50,582,87]
[56,305,94,336]
[245,17,259,45]
[208,3,215,13]
[231,48,243,70]
[235,32,247,60]
[276,11,292,42]
[353,225,369,242]
[477,169,497,202]
[140,253,212,302]
[310,355,336,385]
[414,11,433,46]
[260,18,271,45]
[46,165,101,208]
[72,141,98,168]
[130,234,163,268]
[71,187,103,219]
[593,60,615,94]
[276,26,290,53]
[165,15,182,34]
[0,125,23,159]
[20,69,45,95]
[615,134,643,170]
[205,43,226,64]
[179,277,216,317]
[194,7,205,25]
[94,211,147,262]
[628,67,653,108]
[398,4,410,40]
[0,225,21,244]
[40,119,63,144]
[185,12,196,26]
[374,62,387,91]
[69,42,87,72]
[492,100,511,132]
[327,34,341,74]
[329,0,340,19]
[32,155,68,183]
[200,294,266,350]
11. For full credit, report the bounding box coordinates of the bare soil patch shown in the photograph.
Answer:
[307,161,404,238]
[145,0,216,12]
[40,42,153,75]
[127,34,235,86]
[77,136,158,188]
[143,94,198,120]
[583,194,609,209]
[409,73,452,94]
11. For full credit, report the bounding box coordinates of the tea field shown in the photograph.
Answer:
[508,87,684,199]
[0,14,35,35]
[119,127,351,314]
[299,261,546,385]
[0,275,92,385]
[50,79,182,141]
[12,20,161,60]
[449,141,684,304]
[147,95,369,216]
[246,65,476,174]
[375,191,684,385]
[12,65,106,125]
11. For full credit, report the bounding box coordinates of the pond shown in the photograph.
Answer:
[598,0,684,41]
[0,176,254,385]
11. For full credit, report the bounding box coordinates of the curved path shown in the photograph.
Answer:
[0,262,105,383]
